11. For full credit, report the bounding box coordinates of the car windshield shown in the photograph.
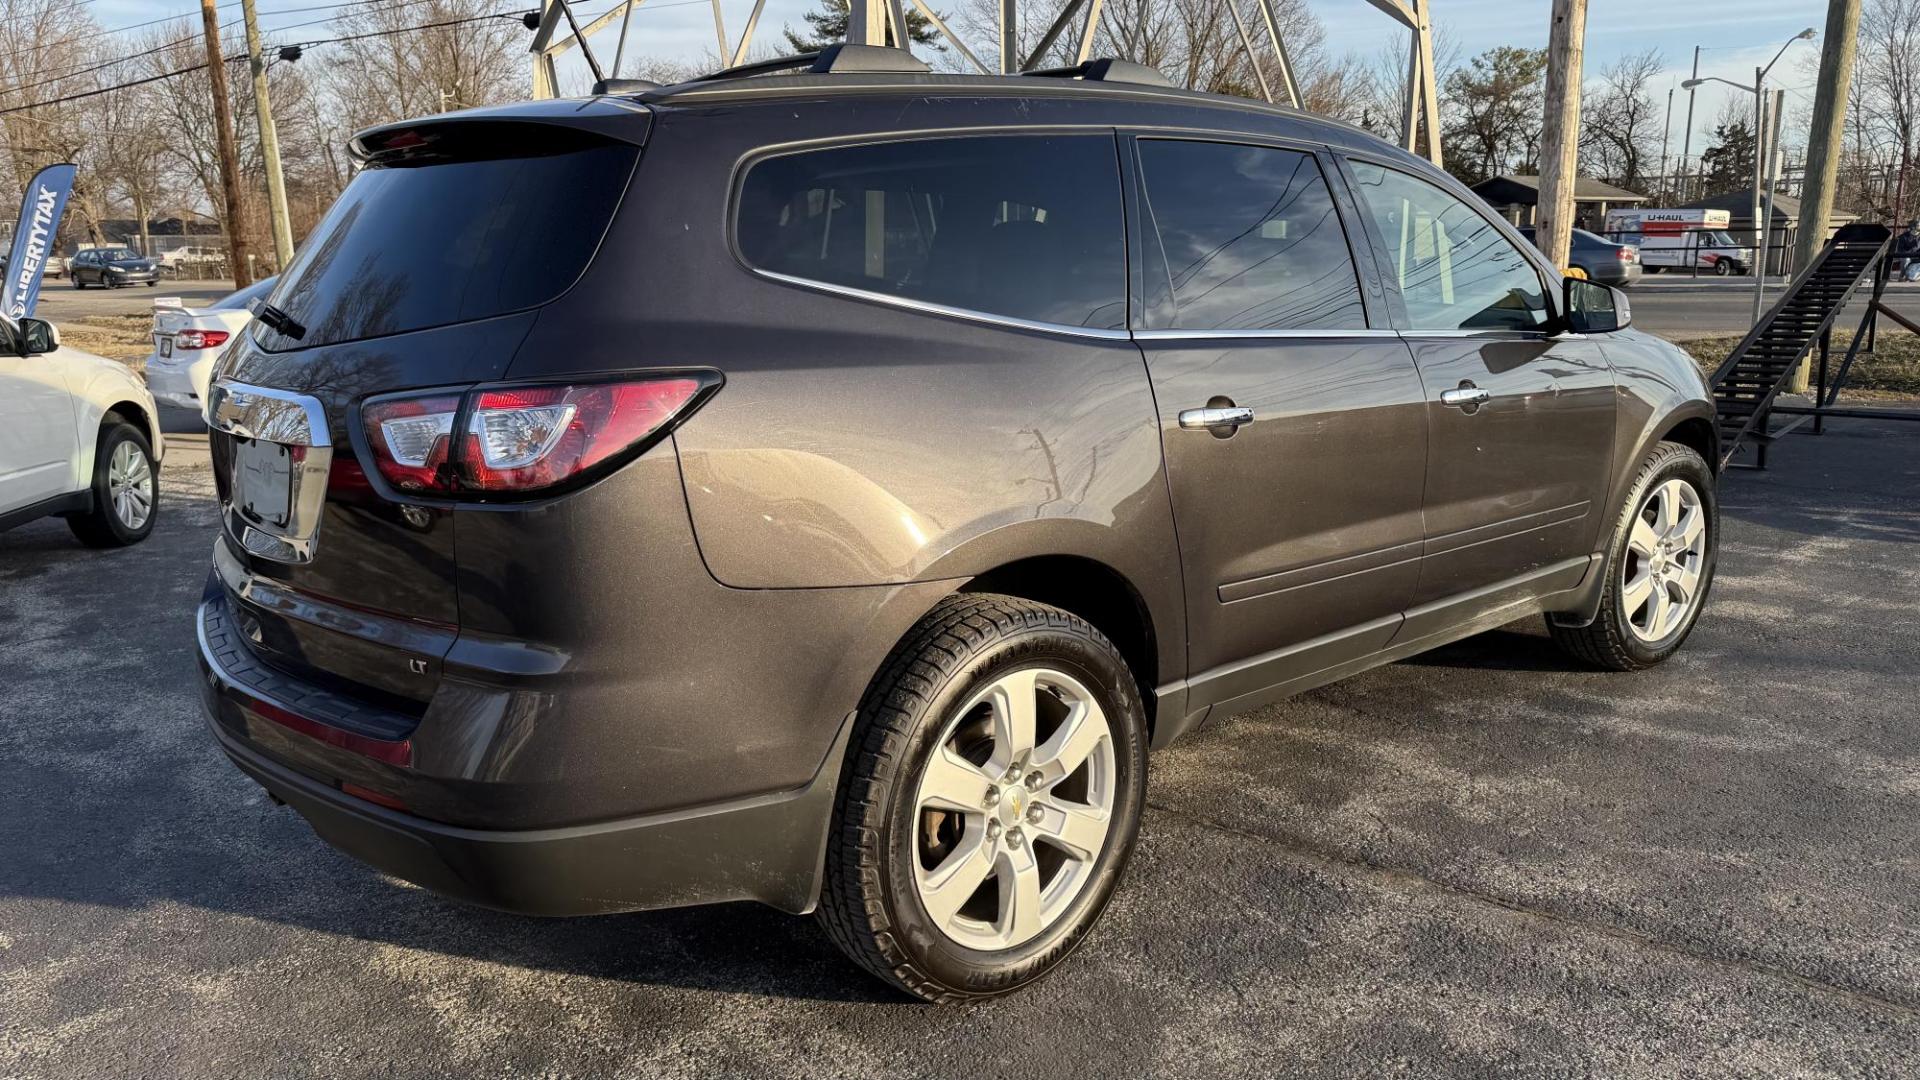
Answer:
[101,249,138,260]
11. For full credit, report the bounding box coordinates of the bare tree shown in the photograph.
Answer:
[1581,48,1663,191]
[0,0,104,244]
[319,0,527,133]
[1857,0,1920,220]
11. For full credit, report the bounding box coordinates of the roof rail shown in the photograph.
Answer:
[692,43,930,84]
[591,77,662,95]
[1020,58,1171,87]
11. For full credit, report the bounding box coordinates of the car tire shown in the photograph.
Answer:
[67,422,158,548]
[72,276,85,289]
[1714,258,1733,277]
[1551,441,1716,670]
[817,593,1147,1002]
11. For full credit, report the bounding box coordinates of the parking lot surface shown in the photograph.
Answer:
[3,409,1918,1078]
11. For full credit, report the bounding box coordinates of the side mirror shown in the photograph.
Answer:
[19,317,59,355]
[1563,276,1630,334]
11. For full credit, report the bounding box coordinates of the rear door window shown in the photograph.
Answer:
[256,125,638,350]
[1136,139,1367,331]
[735,134,1127,330]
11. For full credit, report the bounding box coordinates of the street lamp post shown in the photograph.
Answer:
[1684,29,1814,324]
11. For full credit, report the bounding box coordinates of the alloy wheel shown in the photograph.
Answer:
[108,440,154,531]
[1621,477,1707,643]
[910,666,1116,952]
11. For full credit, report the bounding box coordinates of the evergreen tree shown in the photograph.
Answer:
[1697,120,1758,198]
[783,0,945,52]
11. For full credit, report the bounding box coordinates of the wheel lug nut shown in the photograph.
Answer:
[984,786,1000,807]
[986,820,1002,840]
[1026,804,1043,824]
[1005,828,1024,847]
[1025,771,1044,789]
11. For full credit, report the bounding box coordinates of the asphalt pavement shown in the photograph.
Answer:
[1629,277,1920,340]
[32,280,239,322]
[2,409,1918,1078]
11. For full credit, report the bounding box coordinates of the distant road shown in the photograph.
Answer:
[34,279,238,321]
[1629,279,1920,341]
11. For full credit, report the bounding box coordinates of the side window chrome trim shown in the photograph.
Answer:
[749,268,1135,341]
[1394,328,1553,339]
[1134,327,1402,341]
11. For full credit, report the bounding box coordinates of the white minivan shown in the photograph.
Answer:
[0,316,163,546]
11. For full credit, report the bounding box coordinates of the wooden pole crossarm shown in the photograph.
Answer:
[1076,0,1105,63]
[1225,0,1273,103]
[909,0,990,72]
[1361,0,1416,29]
[1023,0,1092,71]
[732,0,768,65]
[885,0,911,49]
[1250,0,1301,107]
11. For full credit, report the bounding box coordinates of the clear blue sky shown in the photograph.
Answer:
[89,0,1835,161]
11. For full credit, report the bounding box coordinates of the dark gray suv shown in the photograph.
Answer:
[197,47,1719,1002]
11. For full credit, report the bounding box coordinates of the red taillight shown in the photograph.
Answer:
[363,393,461,493]
[359,376,715,498]
[174,328,231,349]
[1619,247,1637,263]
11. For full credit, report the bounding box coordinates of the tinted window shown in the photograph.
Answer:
[257,127,638,350]
[1138,140,1365,330]
[1349,162,1548,332]
[737,135,1126,329]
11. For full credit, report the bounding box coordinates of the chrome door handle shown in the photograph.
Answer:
[1178,406,1255,430]
[1439,385,1491,409]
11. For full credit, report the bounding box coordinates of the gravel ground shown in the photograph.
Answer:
[2,411,1917,1079]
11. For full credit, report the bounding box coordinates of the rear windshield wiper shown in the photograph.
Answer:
[256,303,306,341]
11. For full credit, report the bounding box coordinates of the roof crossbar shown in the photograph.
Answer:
[1018,58,1171,87]
[692,43,930,83]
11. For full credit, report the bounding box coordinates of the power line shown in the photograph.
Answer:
[0,9,527,117]
[2,0,486,101]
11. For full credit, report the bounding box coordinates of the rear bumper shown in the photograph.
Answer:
[144,357,201,411]
[197,592,853,916]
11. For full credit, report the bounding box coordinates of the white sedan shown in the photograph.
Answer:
[144,277,276,413]
[0,317,164,546]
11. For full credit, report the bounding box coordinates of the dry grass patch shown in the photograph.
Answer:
[55,314,152,367]
[1680,330,1920,399]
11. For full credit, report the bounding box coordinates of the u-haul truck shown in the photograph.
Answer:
[1603,208,1751,276]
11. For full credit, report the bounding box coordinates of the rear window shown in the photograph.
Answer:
[735,134,1126,330]
[256,126,638,350]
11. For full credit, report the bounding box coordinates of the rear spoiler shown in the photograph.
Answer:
[350,100,650,165]
[152,295,191,314]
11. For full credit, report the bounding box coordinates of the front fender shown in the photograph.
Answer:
[1553,330,1716,628]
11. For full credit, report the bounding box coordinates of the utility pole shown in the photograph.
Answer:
[241,0,293,271]
[200,0,252,288]
[1658,83,1675,200]
[1536,0,1587,270]
[1751,67,1767,322]
[1757,89,1786,310]
[1680,46,1701,202]
[1792,0,1863,393]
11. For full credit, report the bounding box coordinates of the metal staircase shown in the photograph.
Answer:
[1708,223,1892,468]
